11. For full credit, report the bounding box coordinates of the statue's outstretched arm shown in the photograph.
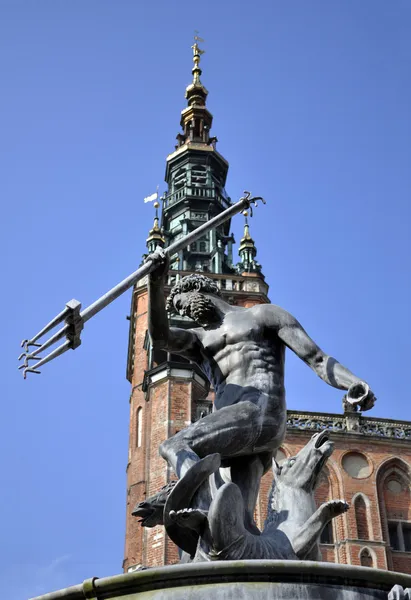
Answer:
[276,309,375,408]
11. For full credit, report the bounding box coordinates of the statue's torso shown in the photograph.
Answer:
[195,305,286,410]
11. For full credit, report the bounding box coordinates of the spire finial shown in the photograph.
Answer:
[242,210,251,239]
[191,32,205,85]
[146,199,165,251]
[238,210,261,273]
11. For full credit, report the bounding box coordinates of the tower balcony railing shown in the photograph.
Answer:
[163,186,230,210]
[165,270,269,298]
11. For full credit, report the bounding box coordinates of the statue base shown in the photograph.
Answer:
[30,560,411,600]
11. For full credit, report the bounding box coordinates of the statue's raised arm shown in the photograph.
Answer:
[146,247,201,361]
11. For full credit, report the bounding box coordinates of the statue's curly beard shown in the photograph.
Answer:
[180,293,217,326]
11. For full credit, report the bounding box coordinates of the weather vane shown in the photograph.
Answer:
[192,31,205,57]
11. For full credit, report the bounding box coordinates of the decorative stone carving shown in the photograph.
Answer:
[287,411,411,442]
[359,421,411,440]
[287,414,347,433]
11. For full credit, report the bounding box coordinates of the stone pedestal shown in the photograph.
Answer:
[30,561,411,600]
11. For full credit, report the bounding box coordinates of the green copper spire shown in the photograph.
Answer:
[146,201,165,254]
[237,211,262,274]
[160,39,234,275]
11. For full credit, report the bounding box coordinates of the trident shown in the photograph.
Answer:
[18,192,266,378]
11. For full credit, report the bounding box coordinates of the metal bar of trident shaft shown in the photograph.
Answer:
[20,192,265,376]
[80,193,264,323]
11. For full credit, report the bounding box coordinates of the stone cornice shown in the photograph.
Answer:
[287,410,411,442]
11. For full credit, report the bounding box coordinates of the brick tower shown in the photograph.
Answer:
[123,41,269,572]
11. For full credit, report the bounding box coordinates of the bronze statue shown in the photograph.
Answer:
[133,247,375,545]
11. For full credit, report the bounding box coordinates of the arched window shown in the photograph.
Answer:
[321,522,334,544]
[136,407,143,448]
[360,548,373,568]
[355,496,369,540]
[377,459,411,554]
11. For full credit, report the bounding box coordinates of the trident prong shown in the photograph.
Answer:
[239,191,266,217]
[23,367,42,379]
[20,340,42,349]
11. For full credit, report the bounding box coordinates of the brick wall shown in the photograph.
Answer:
[123,288,148,572]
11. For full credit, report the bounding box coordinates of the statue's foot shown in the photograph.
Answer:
[169,508,208,533]
[322,499,349,520]
[132,480,177,527]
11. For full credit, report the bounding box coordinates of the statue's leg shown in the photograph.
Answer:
[230,453,272,534]
[159,400,268,480]
[291,500,349,559]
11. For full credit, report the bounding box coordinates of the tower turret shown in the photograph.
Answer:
[160,38,233,275]
[146,201,165,254]
[237,211,262,274]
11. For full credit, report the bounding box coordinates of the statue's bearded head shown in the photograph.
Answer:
[166,274,221,326]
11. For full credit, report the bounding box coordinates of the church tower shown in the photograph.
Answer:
[123,41,268,572]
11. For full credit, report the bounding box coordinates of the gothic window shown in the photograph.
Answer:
[360,548,373,568]
[191,242,197,251]
[354,496,369,540]
[388,521,411,552]
[320,522,334,544]
[136,407,143,448]
[389,522,400,550]
[404,524,411,550]
[200,242,206,252]
[377,459,411,554]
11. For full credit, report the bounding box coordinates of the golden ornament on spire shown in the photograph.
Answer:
[191,32,205,85]
[184,32,209,108]
[146,195,165,249]
[240,213,254,246]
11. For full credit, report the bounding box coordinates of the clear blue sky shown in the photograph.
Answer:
[2,1,410,598]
